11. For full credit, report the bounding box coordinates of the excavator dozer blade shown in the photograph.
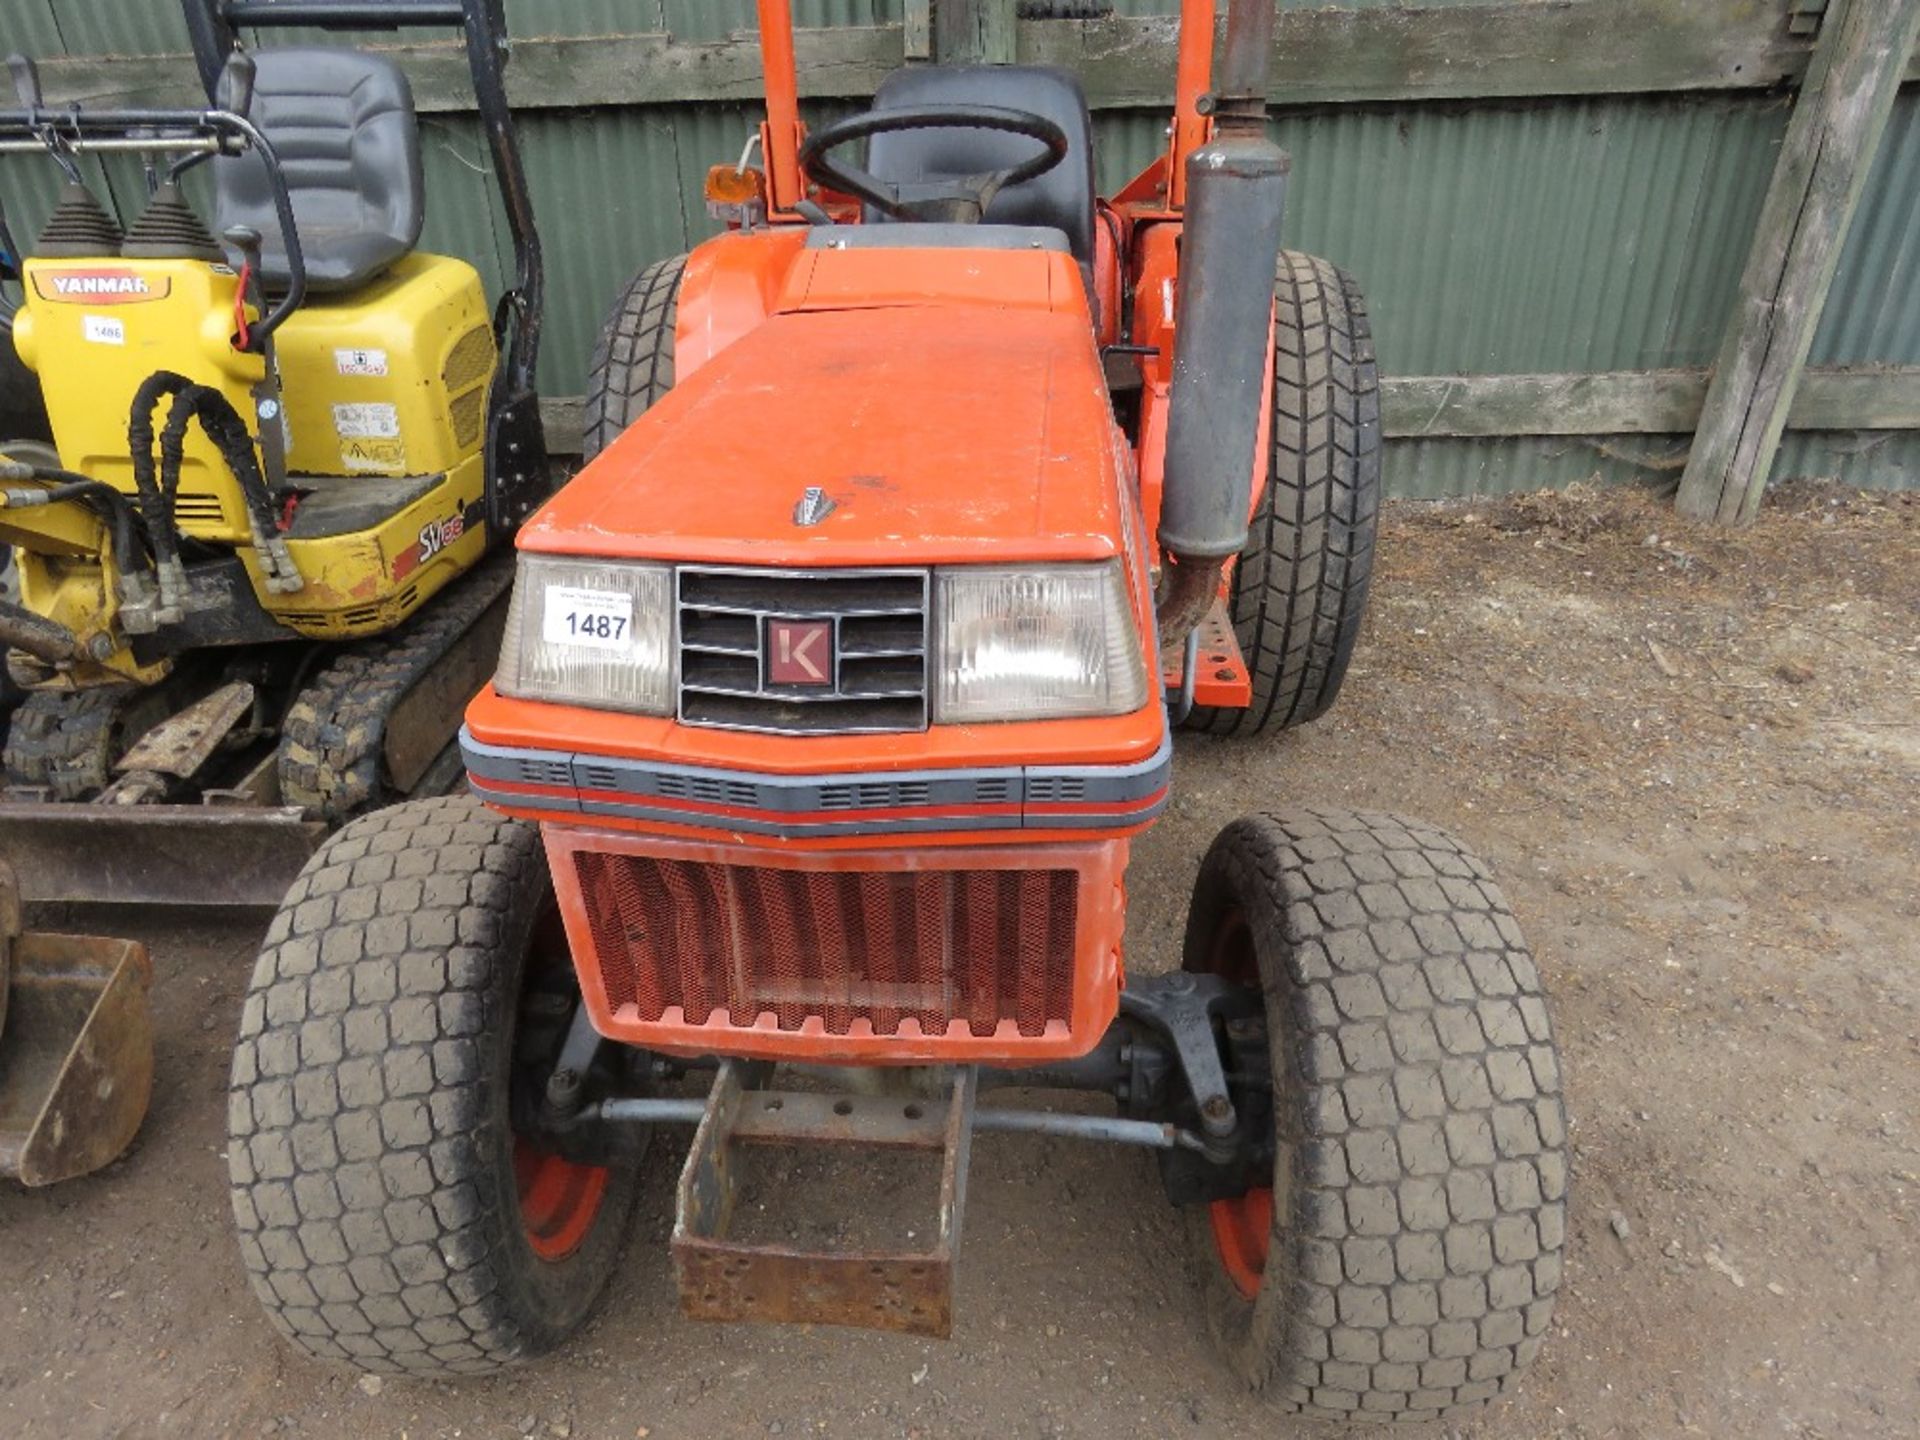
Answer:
[0,801,326,907]
[0,864,154,1186]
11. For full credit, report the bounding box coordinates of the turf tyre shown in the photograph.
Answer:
[227,795,639,1376]
[1183,808,1566,1422]
[1184,252,1381,736]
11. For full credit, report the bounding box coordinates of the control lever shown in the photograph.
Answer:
[222,222,303,595]
[7,53,42,109]
[7,53,82,185]
[216,52,257,116]
[222,224,264,287]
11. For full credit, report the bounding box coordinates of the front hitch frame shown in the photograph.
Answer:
[514,969,1273,1336]
[524,968,1273,1188]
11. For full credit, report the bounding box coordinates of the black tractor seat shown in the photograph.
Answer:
[214,47,424,294]
[863,64,1098,269]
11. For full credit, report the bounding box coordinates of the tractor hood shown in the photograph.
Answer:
[522,304,1128,568]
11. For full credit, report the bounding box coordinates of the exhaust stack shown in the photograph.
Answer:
[1155,0,1288,649]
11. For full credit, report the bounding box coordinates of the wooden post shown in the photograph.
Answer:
[934,0,1017,65]
[1675,0,1920,524]
[904,0,934,62]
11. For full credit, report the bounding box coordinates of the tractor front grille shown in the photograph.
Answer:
[569,851,1078,1039]
[676,566,929,734]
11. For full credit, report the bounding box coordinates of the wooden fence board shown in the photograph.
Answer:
[1387,366,1920,437]
[33,1,1908,114]
[538,365,1920,452]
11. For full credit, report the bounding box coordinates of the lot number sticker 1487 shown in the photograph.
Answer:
[544,587,633,649]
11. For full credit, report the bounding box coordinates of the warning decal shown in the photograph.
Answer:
[340,437,406,473]
[334,347,389,377]
[332,402,400,440]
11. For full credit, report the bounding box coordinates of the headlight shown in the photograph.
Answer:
[496,555,673,714]
[933,561,1148,722]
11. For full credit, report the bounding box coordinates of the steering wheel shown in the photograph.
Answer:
[798,104,1070,225]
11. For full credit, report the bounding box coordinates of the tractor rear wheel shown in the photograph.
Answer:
[1184,252,1381,736]
[581,251,688,461]
[228,796,641,1376]
[1182,808,1565,1422]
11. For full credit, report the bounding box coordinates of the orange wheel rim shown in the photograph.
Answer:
[1209,1187,1273,1300]
[513,901,611,1263]
[1195,905,1275,1300]
[513,1137,609,1262]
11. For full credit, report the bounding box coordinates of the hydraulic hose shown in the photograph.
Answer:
[156,384,302,593]
[1,461,93,487]
[128,369,194,581]
[0,597,79,665]
[0,460,145,580]
[158,383,277,538]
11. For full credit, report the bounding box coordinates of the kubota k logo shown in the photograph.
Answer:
[32,268,170,304]
[767,618,833,686]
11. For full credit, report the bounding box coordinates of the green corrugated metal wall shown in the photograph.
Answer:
[3,0,1916,494]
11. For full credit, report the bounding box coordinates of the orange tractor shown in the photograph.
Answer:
[228,1,1566,1419]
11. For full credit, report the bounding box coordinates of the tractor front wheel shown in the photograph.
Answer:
[227,796,640,1376]
[1182,809,1566,1422]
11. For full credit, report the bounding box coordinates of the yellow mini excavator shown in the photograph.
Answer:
[0,0,552,906]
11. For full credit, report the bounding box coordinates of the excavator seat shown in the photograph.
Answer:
[214,47,425,293]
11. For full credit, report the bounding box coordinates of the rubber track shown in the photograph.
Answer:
[1193,809,1566,1422]
[581,252,685,461]
[278,551,515,825]
[3,684,138,799]
[1188,252,1382,736]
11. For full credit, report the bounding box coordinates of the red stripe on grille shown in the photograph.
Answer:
[569,852,1079,1039]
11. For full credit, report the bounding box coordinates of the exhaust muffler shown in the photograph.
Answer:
[1156,0,1288,649]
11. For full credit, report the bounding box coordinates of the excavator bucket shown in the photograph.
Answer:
[0,800,326,907]
[0,862,154,1186]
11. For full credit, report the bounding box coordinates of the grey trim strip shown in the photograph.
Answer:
[460,731,581,806]
[460,727,1170,835]
[467,772,580,815]
[1023,733,1174,806]
[581,792,1031,838]
[468,774,1167,838]
[805,222,1070,253]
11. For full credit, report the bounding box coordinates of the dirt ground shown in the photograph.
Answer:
[3,484,1916,1440]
